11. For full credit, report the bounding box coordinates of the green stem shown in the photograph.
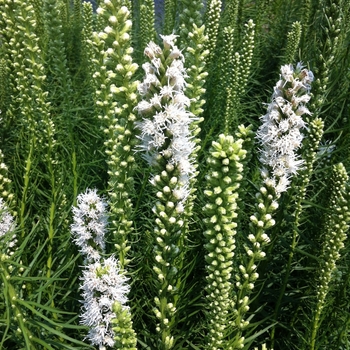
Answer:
[310,309,322,350]
[20,139,35,239]
[270,183,305,346]
[72,150,78,206]
[270,225,298,347]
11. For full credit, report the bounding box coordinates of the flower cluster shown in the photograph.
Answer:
[71,188,108,262]
[0,198,17,256]
[71,189,135,349]
[256,63,314,196]
[0,149,14,207]
[80,256,131,349]
[0,198,15,238]
[135,34,196,203]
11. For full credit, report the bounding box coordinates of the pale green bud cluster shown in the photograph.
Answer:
[310,1,343,114]
[1,0,56,247]
[284,21,302,65]
[178,0,203,45]
[203,133,247,349]
[164,0,176,34]
[0,149,15,211]
[294,117,324,220]
[213,19,255,132]
[3,2,53,149]
[112,301,137,350]
[185,24,209,123]
[139,0,156,56]
[150,167,188,349]
[43,0,72,93]
[183,24,209,208]
[232,181,278,346]
[91,0,139,268]
[236,19,255,96]
[302,117,324,173]
[212,25,235,130]
[204,0,222,67]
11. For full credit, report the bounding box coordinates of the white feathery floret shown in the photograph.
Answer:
[71,188,108,262]
[0,198,17,255]
[256,63,314,196]
[0,198,15,238]
[135,35,196,202]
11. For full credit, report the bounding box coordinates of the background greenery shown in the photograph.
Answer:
[0,0,349,349]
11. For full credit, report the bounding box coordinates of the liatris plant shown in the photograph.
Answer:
[0,1,350,349]
[90,0,139,269]
[134,33,196,349]
[231,62,314,348]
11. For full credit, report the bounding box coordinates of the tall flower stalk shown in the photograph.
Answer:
[135,34,196,350]
[257,62,316,346]
[90,0,139,268]
[204,0,222,69]
[203,133,247,349]
[308,163,350,350]
[231,63,313,347]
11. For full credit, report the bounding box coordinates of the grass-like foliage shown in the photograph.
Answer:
[0,0,350,349]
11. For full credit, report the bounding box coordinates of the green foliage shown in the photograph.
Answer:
[0,0,349,349]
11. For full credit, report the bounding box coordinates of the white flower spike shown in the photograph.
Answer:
[256,63,313,196]
[135,34,196,203]
[71,188,108,262]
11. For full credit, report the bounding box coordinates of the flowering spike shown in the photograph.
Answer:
[256,62,314,197]
[135,35,197,204]
[71,189,108,263]
[135,34,196,349]
[204,0,222,68]
[92,0,139,268]
[79,256,133,349]
[0,198,17,258]
[203,133,246,349]
[283,21,302,65]
[309,163,350,349]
